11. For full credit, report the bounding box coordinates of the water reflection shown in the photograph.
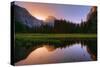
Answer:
[15,38,97,65]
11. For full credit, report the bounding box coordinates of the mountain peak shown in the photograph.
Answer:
[45,16,56,22]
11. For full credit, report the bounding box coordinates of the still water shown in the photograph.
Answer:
[15,39,97,65]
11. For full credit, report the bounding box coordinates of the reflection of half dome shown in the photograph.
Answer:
[44,45,56,52]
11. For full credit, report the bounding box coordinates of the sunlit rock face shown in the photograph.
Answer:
[87,6,97,21]
[12,3,43,28]
[91,6,97,13]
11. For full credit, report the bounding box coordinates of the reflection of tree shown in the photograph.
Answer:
[14,38,97,64]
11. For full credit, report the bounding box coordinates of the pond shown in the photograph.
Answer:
[14,38,97,65]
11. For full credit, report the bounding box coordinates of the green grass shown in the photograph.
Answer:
[15,33,97,39]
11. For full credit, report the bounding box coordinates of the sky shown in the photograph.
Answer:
[15,1,92,24]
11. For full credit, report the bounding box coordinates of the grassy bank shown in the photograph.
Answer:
[15,33,97,39]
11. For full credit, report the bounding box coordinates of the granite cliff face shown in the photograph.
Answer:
[84,6,97,33]
[87,6,97,22]
[12,4,42,28]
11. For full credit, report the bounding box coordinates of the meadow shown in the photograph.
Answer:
[16,33,97,39]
